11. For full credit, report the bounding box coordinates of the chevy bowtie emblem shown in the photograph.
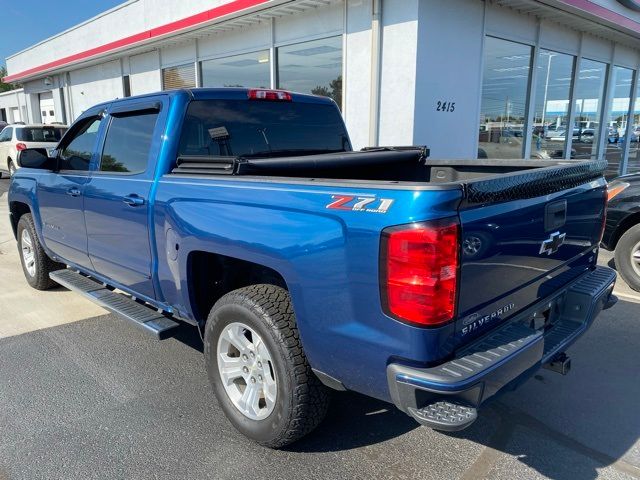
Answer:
[539,231,566,255]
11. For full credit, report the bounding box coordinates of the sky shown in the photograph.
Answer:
[1,0,124,68]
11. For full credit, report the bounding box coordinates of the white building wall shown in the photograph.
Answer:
[0,89,27,123]
[69,60,123,116]
[273,1,343,44]
[413,0,485,159]
[129,50,162,95]
[5,0,269,75]
[344,0,373,150]
[160,42,197,68]
[377,0,419,146]
[198,22,271,59]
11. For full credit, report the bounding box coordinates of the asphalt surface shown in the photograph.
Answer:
[1,176,639,480]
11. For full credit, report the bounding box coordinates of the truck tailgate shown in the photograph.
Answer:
[455,160,607,343]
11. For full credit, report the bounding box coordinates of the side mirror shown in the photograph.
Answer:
[17,148,58,171]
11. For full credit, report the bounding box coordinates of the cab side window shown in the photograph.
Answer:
[59,117,102,171]
[100,112,158,174]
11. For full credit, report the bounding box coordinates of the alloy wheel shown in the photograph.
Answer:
[21,228,36,277]
[217,322,277,421]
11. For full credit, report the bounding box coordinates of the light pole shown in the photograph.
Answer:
[541,53,557,129]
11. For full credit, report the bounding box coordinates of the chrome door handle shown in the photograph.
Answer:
[123,194,145,207]
[66,187,81,197]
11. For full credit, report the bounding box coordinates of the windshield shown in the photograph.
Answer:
[17,127,67,142]
[178,99,351,159]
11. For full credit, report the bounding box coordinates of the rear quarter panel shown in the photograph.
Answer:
[154,176,462,401]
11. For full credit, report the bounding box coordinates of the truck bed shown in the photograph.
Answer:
[171,147,606,204]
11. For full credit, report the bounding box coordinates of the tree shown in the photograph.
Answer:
[0,66,18,93]
[311,75,342,107]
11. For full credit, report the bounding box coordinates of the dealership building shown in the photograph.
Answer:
[3,0,640,176]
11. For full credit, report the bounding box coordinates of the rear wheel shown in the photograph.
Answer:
[614,224,640,292]
[8,159,16,177]
[17,214,63,290]
[204,284,330,448]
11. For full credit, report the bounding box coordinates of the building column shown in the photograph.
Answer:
[52,88,67,124]
[24,93,41,124]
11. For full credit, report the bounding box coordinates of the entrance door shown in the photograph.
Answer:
[39,92,56,124]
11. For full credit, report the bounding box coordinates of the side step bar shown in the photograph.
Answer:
[50,269,180,339]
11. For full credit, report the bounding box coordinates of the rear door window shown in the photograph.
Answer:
[99,112,159,174]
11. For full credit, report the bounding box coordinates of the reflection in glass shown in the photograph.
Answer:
[603,67,633,178]
[162,63,196,90]
[277,36,343,107]
[478,37,532,159]
[572,58,607,160]
[530,50,574,159]
[627,75,640,175]
[201,51,271,88]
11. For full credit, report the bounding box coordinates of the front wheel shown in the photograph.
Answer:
[204,284,330,448]
[614,224,640,292]
[17,213,64,290]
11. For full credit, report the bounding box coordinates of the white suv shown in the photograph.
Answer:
[0,124,68,178]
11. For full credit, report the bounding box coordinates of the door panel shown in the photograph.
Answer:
[84,177,154,298]
[84,101,162,300]
[37,172,91,267]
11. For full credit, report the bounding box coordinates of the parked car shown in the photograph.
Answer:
[602,176,640,290]
[0,124,67,178]
[9,88,616,448]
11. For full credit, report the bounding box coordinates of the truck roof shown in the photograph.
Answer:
[93,87,337,111]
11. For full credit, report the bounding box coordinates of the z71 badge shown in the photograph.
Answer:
[326,195,394,214]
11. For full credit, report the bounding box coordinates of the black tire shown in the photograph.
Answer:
[17,213,64,290]
[204,284,330,448]
[614,224,640,292]
[8,159,16,177]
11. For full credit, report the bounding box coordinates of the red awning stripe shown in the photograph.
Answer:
[3,0,269,83]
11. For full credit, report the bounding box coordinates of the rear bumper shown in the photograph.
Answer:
[387,266,617,431]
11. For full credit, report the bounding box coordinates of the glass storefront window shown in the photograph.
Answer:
[478,37,532,159]
[627,75,640,175]
[572,58,607,160]
[530,50,575,159]
[201,50,271,89]
[603,66,634,178]
[277,36,343,107]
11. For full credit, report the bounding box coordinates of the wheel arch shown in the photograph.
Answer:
[187,250,289,326]
[9,201,31,240]
[609,211,640,250]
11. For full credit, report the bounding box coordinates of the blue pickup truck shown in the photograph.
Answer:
[9,88,617,447]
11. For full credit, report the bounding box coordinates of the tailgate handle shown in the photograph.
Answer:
[545,200,567,231]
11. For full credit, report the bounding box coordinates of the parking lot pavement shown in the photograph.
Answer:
[1,175,639,480]
[0,179,106,339]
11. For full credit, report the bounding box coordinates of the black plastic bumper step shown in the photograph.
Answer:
[408,400,478,431]
[50,269,179,339]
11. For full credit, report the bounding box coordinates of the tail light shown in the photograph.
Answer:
[380,219,459,327]
[248,89,292,101]
[16,143,27,151]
